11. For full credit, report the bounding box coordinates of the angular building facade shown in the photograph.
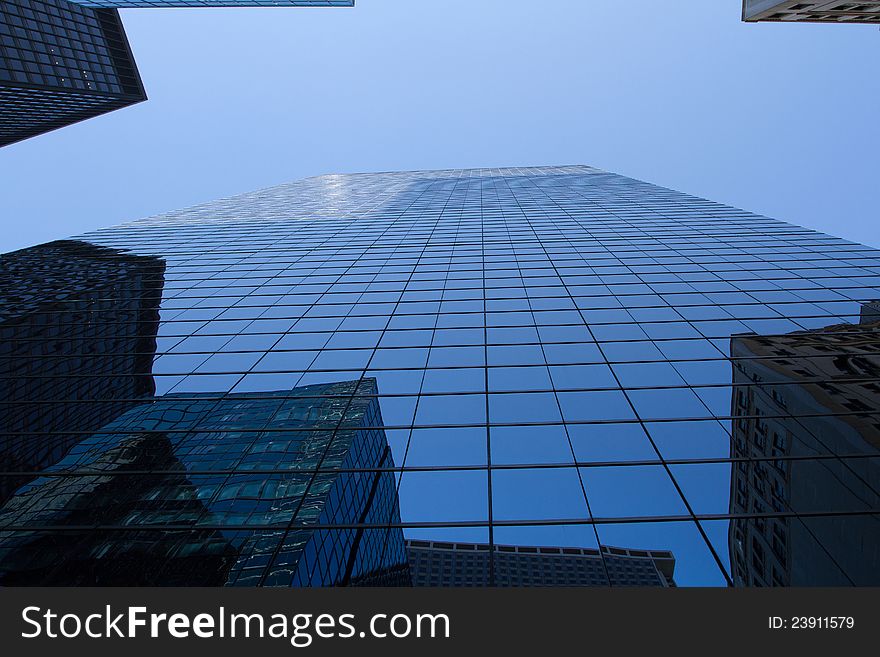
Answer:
[728,306,880,586]
[65,1,353,6]
[0,0,146,146]
[0,165,878,586]
[1,0,351,147]
[0,240,164,504]
[406,540,676,587]
[743,0,880,23]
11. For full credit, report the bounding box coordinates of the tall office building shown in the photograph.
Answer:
[0,165,878,586]
[1,0,350,146]
[729,306,880,586]
[0,0,146,146]
[406,540,676,587]
[0,240,164,504]
[65,1,353,6]
[743,0,880,23]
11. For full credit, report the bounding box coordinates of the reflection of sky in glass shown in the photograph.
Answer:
[3,166,880,586]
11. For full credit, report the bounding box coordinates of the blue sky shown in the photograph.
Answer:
[1,0,878,253]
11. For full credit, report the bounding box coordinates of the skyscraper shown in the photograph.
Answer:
[729,305,880,586]
[406,539,676,587]
[64,1,353,6]
[0,0,146,146]
[1,165,878,586]
[0,240,164,504]
[1,0,351,147]
[743,0,880,23]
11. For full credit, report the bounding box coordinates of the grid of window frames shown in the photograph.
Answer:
[0,0,145,146]
[65,0,354,7]
[1,166,878,586]
[743,0,880,23]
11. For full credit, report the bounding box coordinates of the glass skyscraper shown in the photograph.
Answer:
[0,240,163,504]
[64,1,353,6]
[1,0,350,147]
[0,0,146,146]
[0,165,878,586]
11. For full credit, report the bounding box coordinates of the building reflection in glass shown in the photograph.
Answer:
[729,303,880,585]
[407,540,676,587]
[8,166,880,587]
[0,240,164,505]
[0,378,411,586]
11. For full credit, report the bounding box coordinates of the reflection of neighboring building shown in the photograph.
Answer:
[743,0,880,23]
[0,378,411,587]
[406,540,676,587]
[859,301,880,324]
[0,432,240,585]
[0,240,163,505]
[729,312,880,586]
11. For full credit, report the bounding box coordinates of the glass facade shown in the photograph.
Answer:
[1,0,349,147]
[65,1,354,7]
[1,165,878,586]
[0,0,146,146]
[0,240,163,505]
[0,379,410,586]
[406,539,676,587]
